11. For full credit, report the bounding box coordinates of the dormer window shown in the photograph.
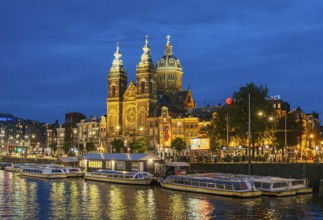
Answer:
[169,58,174,63]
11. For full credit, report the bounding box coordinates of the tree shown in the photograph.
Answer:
[86,142,96,152]
[275,114,303,155]
[110,139,124,153]
[211,83,275,157]
[63,142,71,155]
[172,137,186,154]
[130,138,148,153]
[49,143,58,155]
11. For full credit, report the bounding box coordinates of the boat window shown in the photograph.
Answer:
[273,182,288,188]
[185,180,192,185]
[225,185,234,190]
[69,169,79,172]
[262,183,271,189]
[178,179,185,185]
[254,182,262,188]
[192,181,199,186]
[53,169,63,173]
[207,183,216,188]
[216,184,224,189]
[199,182,207,187]
[291,181,304,186]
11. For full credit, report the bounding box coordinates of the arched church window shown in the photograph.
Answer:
[141,81,145,94]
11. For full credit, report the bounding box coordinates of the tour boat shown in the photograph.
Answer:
[270,177,312,194]
[84,170,153,185]
[203,173,311,196]
[18,167,67,179]
[252,178,296,196]
[63,167,84,177]
[0,162,14,170]
[4,163,25,172]
[159,175,262,198]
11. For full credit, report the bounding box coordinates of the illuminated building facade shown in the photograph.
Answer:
[0,113,46,154]
[106,36,197,154]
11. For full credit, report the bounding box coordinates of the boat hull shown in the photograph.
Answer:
[84,174,153,185]
[296,187,313,194]
[261,189,296,197]
[19,172,67,179]
[66,173,85,177]
[4,167,20,172]
[160,182,262,198]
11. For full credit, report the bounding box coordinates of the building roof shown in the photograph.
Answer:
[57,157,79,163]
[80,153,163,161]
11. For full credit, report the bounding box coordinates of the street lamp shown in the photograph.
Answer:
[73,128,77,155]
[248,93,251,174]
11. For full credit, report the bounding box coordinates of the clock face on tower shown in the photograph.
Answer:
[125,106,136,122]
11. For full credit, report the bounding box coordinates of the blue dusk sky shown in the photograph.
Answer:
[1,0,323,124]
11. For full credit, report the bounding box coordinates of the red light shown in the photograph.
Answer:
[226,98,233,105]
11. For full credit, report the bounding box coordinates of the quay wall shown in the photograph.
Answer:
[190,163,323,189]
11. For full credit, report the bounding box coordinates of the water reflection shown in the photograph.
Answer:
[108,184,127,219]
[0,171,322,220]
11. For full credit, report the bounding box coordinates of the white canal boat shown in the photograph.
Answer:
[252,178,296,196]
[84,170,153,185]
[159,175,262,198]
[269,177,312,194]
[19,167,67,179]
[204,173,312,196]
[0,162,14,170]
[4,163,25,172]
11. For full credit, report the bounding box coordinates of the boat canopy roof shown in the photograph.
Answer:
[80,153,163,161]
[93,169,151,177]
[166,175,250,184]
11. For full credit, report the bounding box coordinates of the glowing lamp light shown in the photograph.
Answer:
[225,97,233,105]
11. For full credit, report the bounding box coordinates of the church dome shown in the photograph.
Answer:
[156,35,182,71]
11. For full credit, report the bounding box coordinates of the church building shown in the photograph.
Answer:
[106,35,197,154]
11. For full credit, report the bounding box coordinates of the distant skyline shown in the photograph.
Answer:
[1,0,323,124]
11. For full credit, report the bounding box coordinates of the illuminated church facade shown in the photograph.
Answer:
[106,35,203,154]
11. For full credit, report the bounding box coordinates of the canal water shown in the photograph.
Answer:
[0,171,322,220]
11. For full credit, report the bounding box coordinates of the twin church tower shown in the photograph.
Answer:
[106,35,196,148]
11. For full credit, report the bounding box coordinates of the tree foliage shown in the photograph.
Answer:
[49,143,58,153]
[63,142,71,155]
[130,138,148,153]
[86,142,96,152]
[172,137,186,153]
[110,139,124,153]
[211,83,275,156]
